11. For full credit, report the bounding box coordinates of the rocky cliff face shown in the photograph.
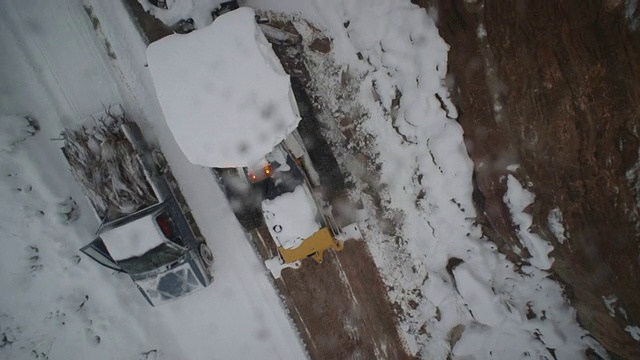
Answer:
[416,0,640,358]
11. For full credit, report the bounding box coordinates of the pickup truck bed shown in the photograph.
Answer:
[61,108,164,222]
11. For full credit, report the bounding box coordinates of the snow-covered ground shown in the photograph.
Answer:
[0,1,306,359]
[0,0,612,359]
[244,0,610,358]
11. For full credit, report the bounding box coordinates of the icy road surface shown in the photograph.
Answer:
[0,1,306,359]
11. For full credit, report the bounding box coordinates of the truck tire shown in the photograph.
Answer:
[199,243,214,268]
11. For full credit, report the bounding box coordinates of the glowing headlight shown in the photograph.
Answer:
[246,160,273,183]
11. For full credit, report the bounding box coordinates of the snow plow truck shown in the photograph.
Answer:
[146,7,360,277]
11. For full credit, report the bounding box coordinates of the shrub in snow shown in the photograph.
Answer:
[0,115,40,152]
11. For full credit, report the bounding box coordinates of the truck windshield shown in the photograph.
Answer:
[117,244,182,274]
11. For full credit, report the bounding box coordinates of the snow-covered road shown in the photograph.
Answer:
[0,1,306,359]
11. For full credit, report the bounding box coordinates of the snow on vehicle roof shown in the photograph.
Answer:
[147,7,301,168]
[101,214,165,261]
[262,185,321,250]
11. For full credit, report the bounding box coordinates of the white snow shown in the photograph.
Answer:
[265,257,301,279]
[603,294,618,317]
[548,207,568,244]
[101,215,166,261]
[504,174,555,270]
[0,115,37,152]
[453,263,509,327]
[262,185,321,250]
[0,1,307,359]
[147,7,301,168]
[626,325,640,342]
[477,24,487,39]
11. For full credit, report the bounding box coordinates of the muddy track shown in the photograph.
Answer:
[415,0,640,358]
[265,39,412,360]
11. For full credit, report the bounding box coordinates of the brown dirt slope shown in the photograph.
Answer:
[414,0,640,358]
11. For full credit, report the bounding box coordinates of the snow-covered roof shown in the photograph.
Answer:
[101,215,165,261]
[262,185,321,250]
[146,7,301,168]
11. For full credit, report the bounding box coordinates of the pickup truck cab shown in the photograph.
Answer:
[81,196,213,306]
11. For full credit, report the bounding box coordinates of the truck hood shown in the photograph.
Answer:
[134,262,206,306]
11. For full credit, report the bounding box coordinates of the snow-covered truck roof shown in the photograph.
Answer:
[61,110,160,222]
[146,7,301,168]
[101,215,165,261]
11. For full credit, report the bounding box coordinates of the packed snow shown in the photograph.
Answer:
[262,185,321,250]
[0,1,306,359]
[147,7,301,168]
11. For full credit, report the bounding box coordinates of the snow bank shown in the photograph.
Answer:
[147,7,301,168]
[262,185,321,249]
[101,215,165,261]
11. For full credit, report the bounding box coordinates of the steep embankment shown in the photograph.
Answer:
[418,1,640,358]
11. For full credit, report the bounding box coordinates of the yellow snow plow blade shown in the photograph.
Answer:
[278,227,344,264]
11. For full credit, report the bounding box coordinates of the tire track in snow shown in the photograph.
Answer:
[1,0,122,125]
